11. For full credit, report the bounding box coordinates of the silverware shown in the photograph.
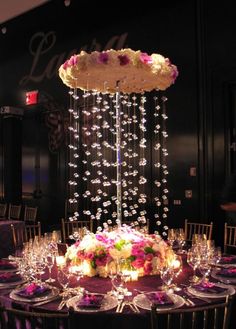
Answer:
[33,295,61,307]
[115,300,123,313]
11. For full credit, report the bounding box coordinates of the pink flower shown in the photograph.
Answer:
[118,55,130,66]
[95,256,108,267]
[171,68,179,80]
[131,258,145,269]
[144,262,153,275]
[68,55,78,66]
[62,60,69,70]
[98,53,109,64]
[132,245,145,258]
[146,253,153,261]
[140,53,153,65]
[86,252,95,260]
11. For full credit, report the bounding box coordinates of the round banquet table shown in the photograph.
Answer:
[0,257,236,329]
[0,221,25,258]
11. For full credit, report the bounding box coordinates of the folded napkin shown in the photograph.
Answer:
[217,267,236,277]
[0,260,17,270]
[219,256,236,264]
[16,283,51,299]
[147,292,174,306]
[0,272,22,283]
[193,282,227,294]
[77,293,104,309]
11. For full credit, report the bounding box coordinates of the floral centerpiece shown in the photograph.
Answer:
[65,225,174,278]
[59,48,178,93]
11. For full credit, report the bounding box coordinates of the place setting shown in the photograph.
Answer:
[211,267,236,284]
[0,259,18,273]
[9,282,60,304]
[0,271,25,289]
[66,292,118,313]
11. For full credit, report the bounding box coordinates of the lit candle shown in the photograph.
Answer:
[56,256,66,267]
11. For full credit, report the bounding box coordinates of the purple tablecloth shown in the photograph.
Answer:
[0,220,25,258]
[0,256,235,329]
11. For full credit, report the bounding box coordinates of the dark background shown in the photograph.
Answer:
[0,0,235,246]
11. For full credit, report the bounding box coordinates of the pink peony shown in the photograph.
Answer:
[144,262,153,275]
[131,258,145,269]
[140,53,153,65]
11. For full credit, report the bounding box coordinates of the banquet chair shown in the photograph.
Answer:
[8,203,22,220]
[61,217,93,242]
[23,205,38,223]
[184,219,213,242]
[0,305,69,329]
[0,203,7,219]
[25,221,41,241]
[150,295,234,329]
[224,222,236,253]
[10,223,27,251]
[11,222,41,251]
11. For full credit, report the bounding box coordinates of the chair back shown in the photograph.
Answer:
[61,218,93,242]
[150,295,234,329]
[0,305,69,329]
[184,219,213,242]
[10,224,27,251]
[23,205,38,223]
[25,222,41,241]
[0,203,7,219]
[8,204,22,220]
[224,222,236,253]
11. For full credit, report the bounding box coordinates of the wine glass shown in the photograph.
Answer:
[106,260,118,296]
[187,248,200,283]
[45,252,55,283]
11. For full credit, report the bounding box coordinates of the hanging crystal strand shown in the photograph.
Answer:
[138,94,148,228]
[153,93,162,232]
[115,83,122,227]
[81,89,93,223]
[153,92,169,236]
[67,87,80,221]
[160,95,169,237]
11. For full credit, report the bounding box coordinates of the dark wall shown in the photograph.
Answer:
[0,0,235,243]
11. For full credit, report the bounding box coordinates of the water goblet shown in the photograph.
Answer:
[187,249,200,283]
[45,253,55,283]
[106,260,118,296]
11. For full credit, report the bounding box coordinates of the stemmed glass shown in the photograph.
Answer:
[160,255,183,291]
[106,260,118,296]
[45,252,55,283]
[187,248,200,283]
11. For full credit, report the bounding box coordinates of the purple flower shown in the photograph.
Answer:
[98,53,109,64]
[140,53,153,65]
[118,55,130,66]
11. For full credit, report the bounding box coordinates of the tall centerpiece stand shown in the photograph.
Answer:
[59,49,178,236]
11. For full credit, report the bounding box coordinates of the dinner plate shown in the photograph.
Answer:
[10,284,59,303]
[211,269,236,284]
[0,263,18,273]
[133,292,185,311]
[0,278,25,289]
[66,293,118,312]
[187,283,235,298]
